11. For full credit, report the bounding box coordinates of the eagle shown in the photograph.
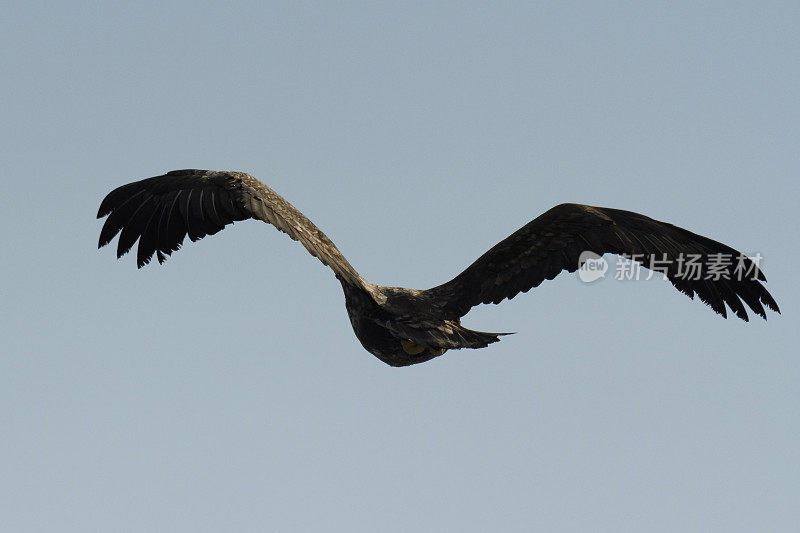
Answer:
[97,169,780,366]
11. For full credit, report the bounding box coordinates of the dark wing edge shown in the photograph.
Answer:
[97,169,365,288]
[424,203,780,322]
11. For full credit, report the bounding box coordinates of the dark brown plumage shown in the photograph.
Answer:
[98,169,780,366]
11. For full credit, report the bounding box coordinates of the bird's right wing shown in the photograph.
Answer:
[424,203,779,321]
[97,169,365,288]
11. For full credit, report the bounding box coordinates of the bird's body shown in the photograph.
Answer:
[340,282,504,366]
[98,169,780,366]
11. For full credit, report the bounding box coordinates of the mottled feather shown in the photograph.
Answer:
[97,169,364,287]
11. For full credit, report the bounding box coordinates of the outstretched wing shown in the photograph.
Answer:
[425,203,779,321]
[97,169,364,287]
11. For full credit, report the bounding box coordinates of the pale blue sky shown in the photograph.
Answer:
[1,2,798,531]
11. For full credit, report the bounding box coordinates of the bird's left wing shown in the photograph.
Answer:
[97,169,364,288]
[424,203,779,321]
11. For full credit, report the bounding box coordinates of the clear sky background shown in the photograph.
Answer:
[1,2,798,531]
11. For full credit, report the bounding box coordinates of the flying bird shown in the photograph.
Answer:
[98,169,780,366]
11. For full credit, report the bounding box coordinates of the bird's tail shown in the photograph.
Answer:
[454,325,514,349]
[386,317,513,350]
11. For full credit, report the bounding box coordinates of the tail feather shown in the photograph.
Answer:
[383,316,512,350]
[455,326,513,349]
